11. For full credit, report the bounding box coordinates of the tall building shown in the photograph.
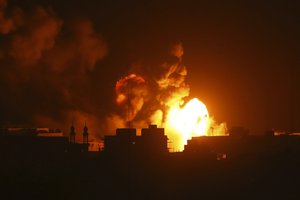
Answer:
[83,123,89,144]
[70,123,76,144]
[68,123,89,153]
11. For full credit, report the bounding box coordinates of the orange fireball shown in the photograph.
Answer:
[164,98,210,151]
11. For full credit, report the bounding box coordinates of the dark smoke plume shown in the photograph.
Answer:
[106,42,189,132]
[0,0,107,140]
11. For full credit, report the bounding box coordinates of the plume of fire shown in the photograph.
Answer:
[164,98,210,151]
[112,43,226,151]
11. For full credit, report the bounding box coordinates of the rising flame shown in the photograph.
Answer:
[163,98,210,151]
[113,73,223,152]
[112,43,226,152]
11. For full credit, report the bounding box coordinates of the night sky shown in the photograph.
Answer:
[0,0,299,136]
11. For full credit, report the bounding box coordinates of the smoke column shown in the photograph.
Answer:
[108,42,226,150]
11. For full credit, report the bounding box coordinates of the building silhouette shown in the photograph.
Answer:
[104,124,168,156]
[184,130,300,160]
[83,122,89,144]
[70,123,76,144]
[0,127,69,159]
[1,124,300,199]
[68,123,89,153]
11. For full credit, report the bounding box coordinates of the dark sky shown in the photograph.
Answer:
[1,0,299,135]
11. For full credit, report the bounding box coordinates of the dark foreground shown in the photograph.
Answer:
[0,151,299,200]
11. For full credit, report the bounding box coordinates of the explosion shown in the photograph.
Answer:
[111,43,226,151]
[164,98,210,151]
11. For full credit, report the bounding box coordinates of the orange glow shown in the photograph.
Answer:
[114,73,226,152]
[115,73,146,105]
[163,98,210,151]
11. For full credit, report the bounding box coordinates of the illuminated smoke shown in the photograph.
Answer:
[110,43,189,127]
[0,1,107,140]
[8,7,63,66]
[0,0,20,34]
[155,42,189,116]
[111,43,226,151]
[0,1,225,146]
[115,74,148,122]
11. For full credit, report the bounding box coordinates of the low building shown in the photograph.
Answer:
[104,125,168,156]
[184,134,300,160]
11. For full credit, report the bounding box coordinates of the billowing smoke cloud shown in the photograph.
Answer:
[108,42,226,150]
[115,74,148,122]
[8,7,62,66]
[156,42,189,111]
[0,0,20,34]
[0,0,225,145]
[107,42,190,130]
[0,0,107,141]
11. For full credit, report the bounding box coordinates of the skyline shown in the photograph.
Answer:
[1,122,300,199]
[0,0,299,139]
